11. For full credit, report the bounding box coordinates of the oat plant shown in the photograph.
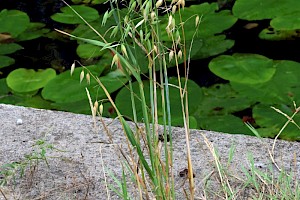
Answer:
[57,0,200,199]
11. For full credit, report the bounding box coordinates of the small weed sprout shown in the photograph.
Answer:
[0,139,61,187]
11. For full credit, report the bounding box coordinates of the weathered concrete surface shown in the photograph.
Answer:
[0,104,299,199]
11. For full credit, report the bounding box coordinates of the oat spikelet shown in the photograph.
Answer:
[80,70,84,83]
[195,15,200,27]
[70,62,75,76]
[177,0,185,9]
[172,5,177,14]
[86,73,91,85]
[178,50,183,60]
[121,44,128,58]
[169,50,174,62]
[93,100,99,115]
[156,0,163,8]
[99,103,103,116]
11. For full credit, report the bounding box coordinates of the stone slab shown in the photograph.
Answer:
[0,104,299,199]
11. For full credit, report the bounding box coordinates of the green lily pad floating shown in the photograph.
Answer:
[231,60,300,105]
[0,95,23,105]
[233,0,300,20]
[0,55,15,68]
[0,78,9,95]
[0,43,23,55]
[72,0,107,4]
[16,95,53,110]
[76,43,105,59]
[161,2,237,40]
[71,11,123,43]
[259,28,299,40]
[197,115,254,135]
[159,3,236,60]
[6,68,56,93]
[209,54,275,84]
[16,22,50,41]
[52,99,93,114]
[42,65,127,103]
[0,9,30,37]
[270,13,300,31]
[197,84,254,116]
[253,104,300,141]
[189,36,235,60]
[51,5,99,24]
[115,77,203,126]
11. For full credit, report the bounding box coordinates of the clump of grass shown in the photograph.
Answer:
[58,0,200,199]
[0,139,59,187]
[206,102,300,199]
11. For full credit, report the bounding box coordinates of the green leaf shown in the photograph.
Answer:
[91,0,107,4]
[209,54,275,84]
[76,43,105,59]
[51,5,99,24]
[42,65,127,103]
[259,28,299,40]
[270,13,300,30]
[231,60,300,105]
[253,104,300,141]
[233,0,300,20]
[197,115,254,135]
[0,78,10,95]
[189,36,235,60]
[51,99,92,114]
[71,11,123,43]
[6,68,56,93]
[161,3,237,40]
[16,96,53,110]
[197,84,254,116]
[0,43,23,55]
[16,22,50,41]
[0,9,30,37]
[0,55,15,68]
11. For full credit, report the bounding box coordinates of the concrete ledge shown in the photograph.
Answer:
[0,104,299,199]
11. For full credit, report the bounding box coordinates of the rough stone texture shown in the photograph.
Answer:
[0,104,299,199]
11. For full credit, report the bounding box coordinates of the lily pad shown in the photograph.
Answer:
[6,68,56,93]
[0,9,30,37]
[51,5,99,24]
[0,43,23,55]
[253,104,300,141]
[231,60,300,105]
[259,28,299,40]
[71,12,123,43]
[189,36,235,60]
[197,115,254,135]
[0,55,15,68]
[52,99,93,114]
[72,0,107,4]
[161,3,237,40]
[42,65,127,103]
[16,96,53,110]
[197,84,254,116]
[233,0,300,20]
[270,13,300,31]
[0,78,10,95]
[16,22,50,41]
[76,43,105,59]
[209,54,275,84]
